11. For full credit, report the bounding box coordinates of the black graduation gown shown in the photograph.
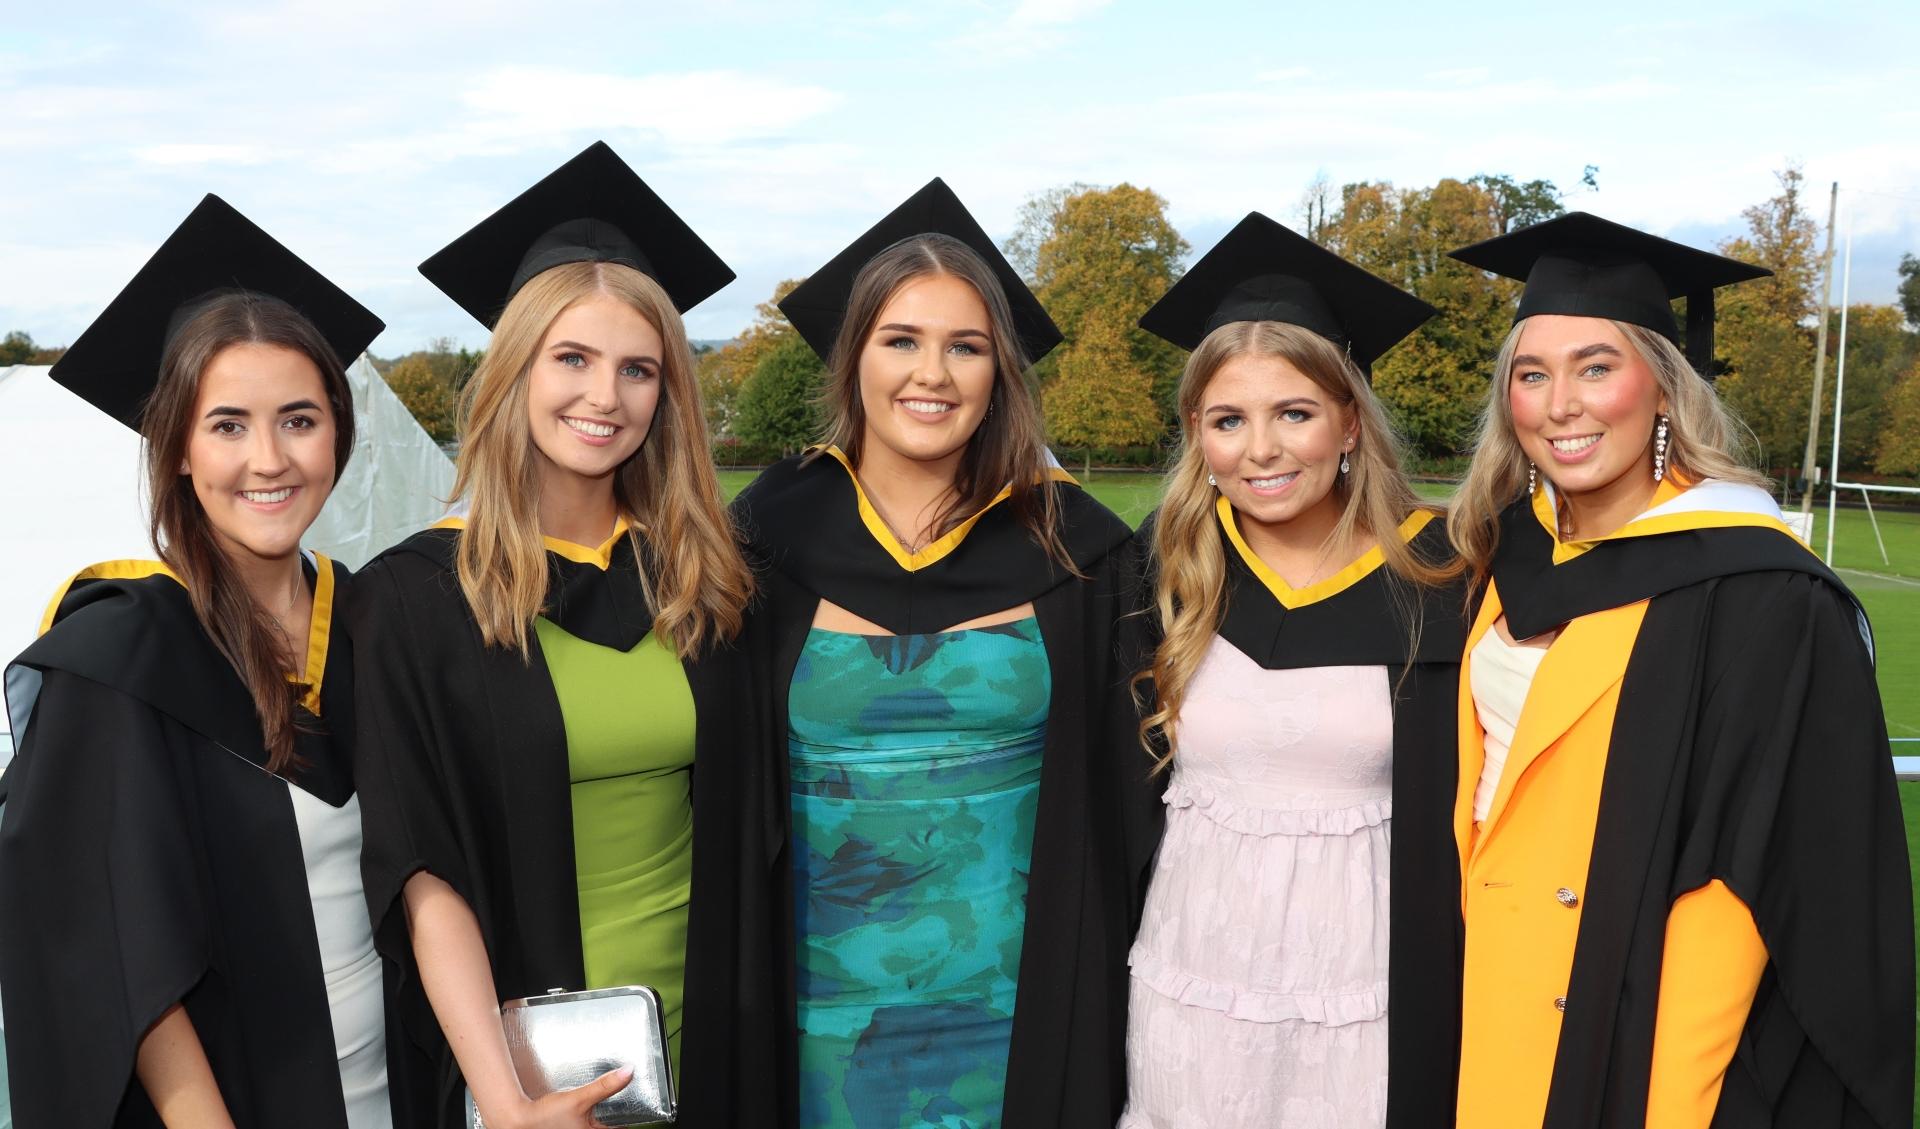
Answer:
[1485,495,1914,1129]
[1133,504,1470,1128]
[346,524,779,1129]
[0,557,422,1129]
[729,451,1159,1129]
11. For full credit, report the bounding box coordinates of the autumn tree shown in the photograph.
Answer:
[732,332,825,455]
[1875,357,1920,476]
[382,337,483,394]
[1714,164,1821,471]
[384,355,456,444]
[0,331,34,365]
[1898,253,1920,328]
[1820,304,1920,471]
[1312,175,1560,457]
[699,279,804,437]
[1013,182,1189,433]
[1043,307,1163,471]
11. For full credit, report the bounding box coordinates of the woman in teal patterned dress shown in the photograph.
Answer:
[789,623,1050,1123]
[731,179,1158,1129]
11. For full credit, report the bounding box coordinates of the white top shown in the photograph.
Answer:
[1469,626,1549,822]
[287,785,392,1129]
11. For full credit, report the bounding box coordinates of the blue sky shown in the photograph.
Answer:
[2,0,1915,355]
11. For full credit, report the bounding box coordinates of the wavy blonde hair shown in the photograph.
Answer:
[1139,321,1458,768]
[450,261,753,657]
[1448,318,1769,584]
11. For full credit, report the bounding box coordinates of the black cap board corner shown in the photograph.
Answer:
[418,140,735,329]
[49,193,385,433]
[777,177,1062,366]
[1448,211,1771,373]
[1137,211,1436,372]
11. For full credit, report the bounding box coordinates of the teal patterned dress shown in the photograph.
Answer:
[788,618,1051,1129]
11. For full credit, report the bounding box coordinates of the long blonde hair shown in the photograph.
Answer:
[450,260,753,657]
[1448,318,1769,584]
[811,234,1073,571]
[1140,321,1457,767]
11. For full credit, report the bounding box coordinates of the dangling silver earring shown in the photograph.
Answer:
[1527,462,1537,495]
[1207,472,1217,487]
[1339,452,1350,475]
[1652,413,1670,483]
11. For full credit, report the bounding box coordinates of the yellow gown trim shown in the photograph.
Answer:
[38,559,180,635]
[432,513,633,570]
[1532,477,1803,565]
[1216,496,1434,610]
[815,444,1078,573]
[39,553,336,716]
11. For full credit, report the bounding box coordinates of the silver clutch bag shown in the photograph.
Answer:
[465,985,677,1127]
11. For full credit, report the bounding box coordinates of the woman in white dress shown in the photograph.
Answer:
[1122,214,1469,1128]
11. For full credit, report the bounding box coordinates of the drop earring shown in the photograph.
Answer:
[1207,472,1217,487]
[1527,462,1537,495]
[1653,413,1670,483]
[1339,453,1350,475]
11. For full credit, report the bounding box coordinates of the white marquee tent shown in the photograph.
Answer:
[0,356,455,753]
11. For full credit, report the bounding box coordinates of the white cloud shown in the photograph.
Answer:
[1005,0,1112,30]
[132,143,275,167]
[457,67,842,148]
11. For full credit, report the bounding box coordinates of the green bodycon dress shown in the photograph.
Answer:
[534,618,696,1074]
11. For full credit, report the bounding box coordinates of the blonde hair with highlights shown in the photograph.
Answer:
[450,261,753,657]
[1139,321,1458,768]
[1448,318,1768,584]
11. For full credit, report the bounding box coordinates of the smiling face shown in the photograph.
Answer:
[855,272,996,474]
[1197,352,1355,537]
[525,293,664,488]
[1508,315,1665,507]
[183,342,338,567]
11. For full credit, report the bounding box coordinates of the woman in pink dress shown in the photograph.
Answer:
[1122,214,1468,1129]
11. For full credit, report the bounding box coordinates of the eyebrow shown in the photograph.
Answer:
[876,322,991,340]
[1204,396,1321,414]
[1511,343,1625,369]
[551,339,660,366]
[202,399,324,419]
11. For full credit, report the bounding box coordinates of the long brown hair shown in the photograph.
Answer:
[812,234,1073,570]
[451,260,753,657]
[1139,321,1458,769]
[1448,318,1769,585]
[144,291,356,773]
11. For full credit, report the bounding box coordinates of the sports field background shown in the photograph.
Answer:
[723,466,1920,1106]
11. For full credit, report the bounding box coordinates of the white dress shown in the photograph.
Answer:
[1121,635,1393,1128]
[287,785,392,1129]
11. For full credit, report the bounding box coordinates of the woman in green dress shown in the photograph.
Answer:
[348,143,770,1128]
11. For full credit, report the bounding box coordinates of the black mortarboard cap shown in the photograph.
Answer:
[778,178,1062,365]
[418,140,735,328]
[1448,211,1770,373]
[1138,211,1436,373]
[49,194,384,433]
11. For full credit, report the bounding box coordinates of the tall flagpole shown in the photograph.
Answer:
[1824,221,1853,565]
[1799,182,1839,519]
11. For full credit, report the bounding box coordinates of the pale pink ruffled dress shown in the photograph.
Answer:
[1121,634,1393,1128]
